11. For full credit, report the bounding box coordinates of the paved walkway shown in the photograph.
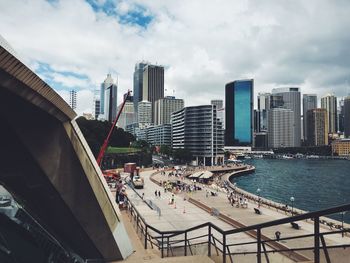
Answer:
[121,170,295,263]
[150,169,350,263]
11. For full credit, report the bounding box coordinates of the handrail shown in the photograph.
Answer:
[125,196,350,263]
[225,203,350,235]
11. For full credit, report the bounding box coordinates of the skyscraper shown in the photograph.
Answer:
[303,94,317,142]
[321,94,337,134]
[225,80,254,146]
[268,108,294,148]
[257,93,270,132]
[154,96,184,125]
[69,89,77,110]
[137,100,152,126]
[103,74,118,122]
[307,108,328,146]
[344,96,350,138]
[93,89,100,120]
[133,62,148,115]
[142,64,164,123]
[271,87,301,147]
[117,99,134,130]
[338,98,345,133]
[101,73,115,116]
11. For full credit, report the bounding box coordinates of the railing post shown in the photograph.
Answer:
[161,233,164,258]
[208,225,211,257]
[223,232,226,263]
[314,217,320,263]
[144,225,148,249]
[136,214,139,233]
[184,231,188,256]
[257,228,261,263]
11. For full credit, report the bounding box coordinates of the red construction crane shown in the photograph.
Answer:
[96,89,131,167]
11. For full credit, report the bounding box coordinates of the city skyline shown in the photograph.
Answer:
[1,1,350,115]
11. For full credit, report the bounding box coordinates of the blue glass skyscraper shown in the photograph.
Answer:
[225,79,254,146]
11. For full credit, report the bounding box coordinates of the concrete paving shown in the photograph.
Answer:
[121,170,295,263]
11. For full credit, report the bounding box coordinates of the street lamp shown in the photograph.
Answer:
[257,188,261,208]
[341,211,347,237]
[290,196,295,216]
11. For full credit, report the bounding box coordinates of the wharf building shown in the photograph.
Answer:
[171,105,224,166]
[321,94,338,134]
[268,108,294,148]
[225,80,254,148]
[69,89,77,111]
[306,108,328,146]
[154,96,184,125]
[271,87,301,147]
[303,94,317,142]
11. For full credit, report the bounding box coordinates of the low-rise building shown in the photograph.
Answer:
[332,139,350,157]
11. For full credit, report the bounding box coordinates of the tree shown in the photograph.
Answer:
[172,148,193,163]
[76,117,135,157]
[160,145,172,156]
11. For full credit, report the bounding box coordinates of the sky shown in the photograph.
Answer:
[1,0,350,115]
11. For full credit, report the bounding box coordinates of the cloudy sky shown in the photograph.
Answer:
[1,0,350,115]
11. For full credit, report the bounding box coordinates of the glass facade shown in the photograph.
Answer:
[234,81,252,144]
[225,79,253,146]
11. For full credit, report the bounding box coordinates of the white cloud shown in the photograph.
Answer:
[1,0,350,116]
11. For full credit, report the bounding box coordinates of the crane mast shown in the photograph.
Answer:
[96,89,131,167]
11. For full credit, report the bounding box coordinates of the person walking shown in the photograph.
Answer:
[155,190,158,198]
[158,190,161,198]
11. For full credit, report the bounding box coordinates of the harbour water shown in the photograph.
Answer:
[230,159,350,223]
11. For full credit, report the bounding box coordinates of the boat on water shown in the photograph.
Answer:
[281,154,294,159]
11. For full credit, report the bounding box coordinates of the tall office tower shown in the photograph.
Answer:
[171,105,224,165]
[253,110,260,133]
[137,100,152,126]
[303,94,317,142]
[133,62,148,115]
[271,87,301,147]
[117,99,134,130]
[103,74,118,122]
[268,94,284,109]
[225,80,254,146]
[257,93,270,132]
[154,96,184,125]
[211,100,223,109]
[100,73,115,116]
[344,96,350,138]
[321,94,338,134]
[93,89,100,120]
[338,98,345,133]
[268,108,294,148]
[307,108,328,146]
[142,64,164,122]
[69,90,77,110]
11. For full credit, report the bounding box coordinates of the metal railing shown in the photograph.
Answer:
[125,197,350,263]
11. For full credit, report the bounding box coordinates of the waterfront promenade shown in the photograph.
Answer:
[121,169,296,262]
[121,166,350,262]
